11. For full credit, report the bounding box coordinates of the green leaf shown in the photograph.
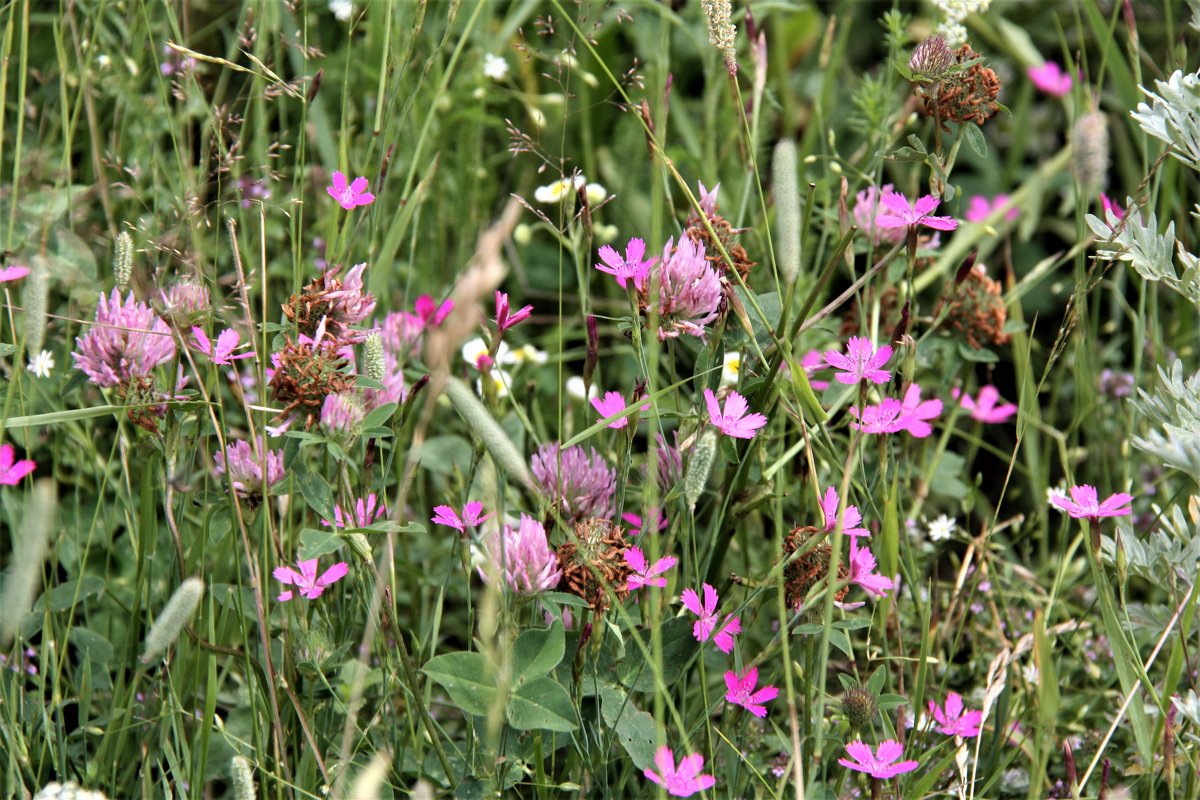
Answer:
[69,626,114,666]
[294,467,335,521]
[35,576,106,613]
[0,343,16,358]
[511,623,565,685]
[1033,611,1060,727]
[958,342,999,363]
[930,451,970,501]
[507,676,577,732]
[298,528,343,560]
[423,652,498,716]
[362,402,397,429]
[619,617,698,692]
[599,685,658,770]
[963,122,988,158]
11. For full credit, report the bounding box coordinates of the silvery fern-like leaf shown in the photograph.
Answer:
[1131,70,1200,172]
[1129,360,1200,477]
[1086,206,1200,306]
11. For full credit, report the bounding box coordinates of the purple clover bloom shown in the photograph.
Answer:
[655,237,722,340]
[73,289,176,388]
[531,443,616,520]
[477,514,561,595]
[214,437,285,497]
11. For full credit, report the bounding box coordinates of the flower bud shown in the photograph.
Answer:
[684,429,718,512]
[141,577,204,665]
[842,685,879,732]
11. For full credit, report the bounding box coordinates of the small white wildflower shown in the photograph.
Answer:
[96,54,111,69]
[476,368,514,399]
[1046,485,1069,509]
[928,514,956,542]
[1022,662,1039,684]
[721,351,742,387]
[462,337,512,369]
[329,0,353,22]
[584,183,607,205]
[27,350,54,379]
[482,52,509,81]
[566,376,598,401]
[534,175,587,204]
[510,344,548,365]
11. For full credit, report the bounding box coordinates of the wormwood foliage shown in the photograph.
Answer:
[0,2,1199,800]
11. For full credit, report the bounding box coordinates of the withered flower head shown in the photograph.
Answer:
[556,517,631,611]
[269,319,353,428]
[783,525,848,610]
[944,262,1010,349]
[282,262,376,344]
[684,182,755,285]
[914,43,1001,131]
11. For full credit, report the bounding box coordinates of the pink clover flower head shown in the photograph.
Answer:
[478,514,561,595]
[898,383,943,438]
[72,289,176,388]
[824,337,893,386]
[414,294,453,327]
[1027,61,1073,96]
[680,583,741,653]
[213,437,285,497]
[643,745,716,797]
[847,538,893,599]
[379,311,425,353]
[876,190,959,232]
[820,486,869,538]
[655,237,722,340]
[192,327,254,365]
[852,184,907,246]
[0,443,36,485]
[320,391,365,436]
[838,740,919,780]
[954,385,1017,423]
[494,290,533,333]
[704,388,768,439]
[624,546,677,590]
[801,348,831,391]
[327,494,387,528]
[1049,485,1133,522]
[595,237,655,290]
[0,264,30,282]
[929,692,983,738]
[323,263,377,337]
[531,443,616,520]
[327,170,375,210]
[431,501,490,533]
[273,558,349,602]
[697,181,721,217]
[965,194,1019,223]
[724,666,779,718]
[590,390,650,430]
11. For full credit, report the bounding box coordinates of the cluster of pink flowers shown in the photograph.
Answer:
[72,289,176,388]
[531,443,617,520]
[213,437,285,497]
[850,384,943,437]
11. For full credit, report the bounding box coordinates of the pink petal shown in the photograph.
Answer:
[624,546,648,573]
[317,562,349,588]
[879,190,913,218]
[191,327,211,354]
[722,391,749,421]
[653,745,676,778]
[680,588,703,616]
[331,171,348,193]
[920,214,959,231]
[843,740,875,766]
[912,195,941,217]
[272,566,302,585]
[0,265,30,282]
[349,176,369,195]
[874,739,905,764]
[701,583,719,614]
[703,389,721,424]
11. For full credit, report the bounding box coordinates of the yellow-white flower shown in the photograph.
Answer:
[27,350,54,379]
[462,337,511,369]
[534,176,586,204]
[566,376,598,401]
[509,344,548,365]
[476,369,514,399]
[927,514,956,542]
[721,351,742,387]
[584,183,607,205]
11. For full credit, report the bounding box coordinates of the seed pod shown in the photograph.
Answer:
[684,429,718,512]
[842,685,879,732]
[141,577,204,665]
[113,231,134,289]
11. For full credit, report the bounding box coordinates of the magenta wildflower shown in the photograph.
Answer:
[897,383,943,438]
[414,294,453,327]
[876,190,959,232]
[494,291,533,333]
[847,538,893,598]
[1027,61,1073,96]
[590,391,649,430]
[838,740,919,779]
[929,692,983,738]
[643,745,716,797]
[273,558,349,602]
[852,184,906,246]
[819,486,869,538]
[954,385,1017,423]
[704,388,768,440]
[0,265,30,283]
[72,290,176,388]
[327,170,375,210]
[213,437,285,497]
[327,494,387,528]
[595,237,655,290]
[655,237,723,340]
[624,546,677,590]
[431,501,489,532]
[192,327,253,365]
[622,507,668,533]
[724,666,779,718]
[1049,485,1133,522]
[824,337,893,386]
[0,443,36,485]
[531,443,616,520]
[1100,194,1126,224]
[680,583,741,653]
[848,397,904,435]
[965,194,1019,223]
[477,514,561,595]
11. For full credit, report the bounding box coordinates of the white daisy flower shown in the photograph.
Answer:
[927,514,956,542]
[482,52,509,81]
[329,0,353,22]
[566,376,598,401]
[476,368,513,399]
[721,351,742,387]
[26,350,54,378]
